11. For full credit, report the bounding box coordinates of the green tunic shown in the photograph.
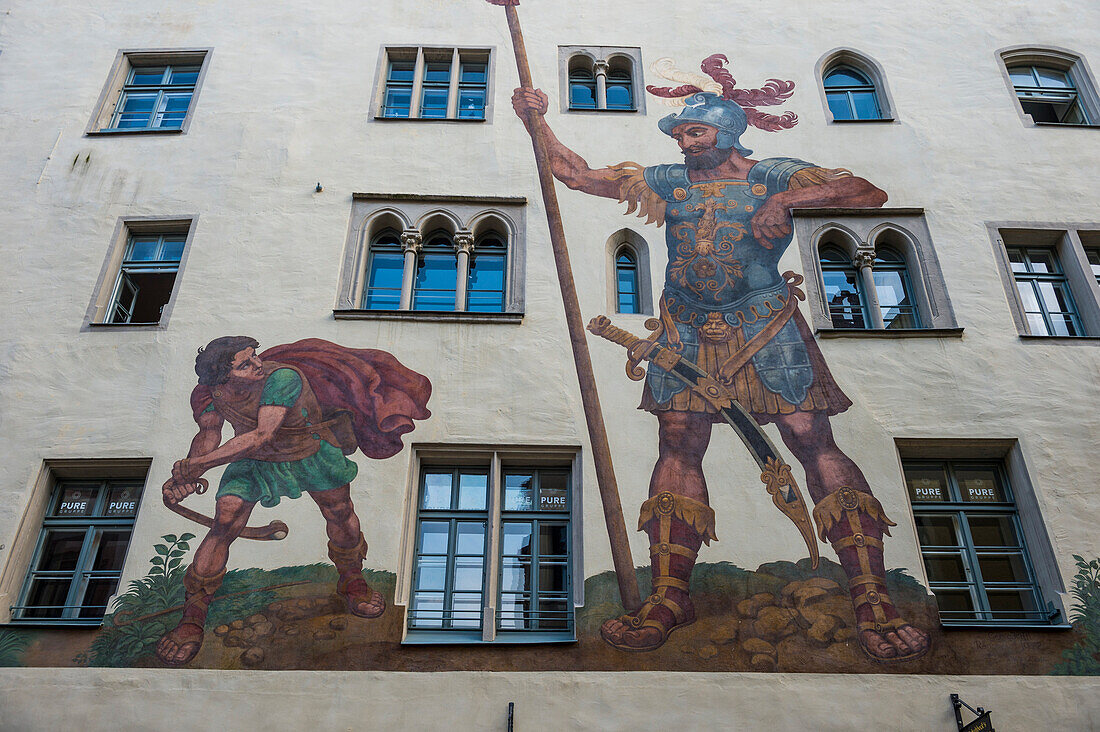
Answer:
[210,369,358,507]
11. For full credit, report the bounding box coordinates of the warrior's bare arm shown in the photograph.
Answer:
[512,87,622,199]
[169,405,289,486]
[163,410,223,504]
[750,176,887,244]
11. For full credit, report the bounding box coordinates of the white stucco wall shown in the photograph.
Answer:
[0,0,1098,723]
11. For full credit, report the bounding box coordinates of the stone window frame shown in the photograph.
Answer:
[793,208,960,337]
[605,228,654,316]
[894,439,1069,629]
[85,48,213,136]
[335,194,526,324]
[395,443,584,644]
[997,45,1100,128]
[371,45,496,123]
[557,46,645,114]
[988,223,1100,341]
[0,458,152,626]
[82,216,199,332]
[815,47,898,124]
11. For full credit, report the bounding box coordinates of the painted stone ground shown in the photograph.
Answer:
[6,556,1088,673]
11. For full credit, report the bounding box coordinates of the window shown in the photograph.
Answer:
[87,49,210,135]
[794,211,960,335]
[337,195,526,321]
[615,247,640,314]
[405,454,577,642]
[12,479,143,623]
[823,66,881,121]
[1008,65,1088,124]
[1006,247,1082,336]
[378,47,490,121]
[999,47,1100,127]
[904,460,1057,626]
[558,47,644,113]
[1085,247,1100,286]
[85,218,195,329]
[816,49,896,122]
[820,246,868,328]
[872,248,921,329]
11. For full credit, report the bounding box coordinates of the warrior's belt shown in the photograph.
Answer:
[588,314,820,568]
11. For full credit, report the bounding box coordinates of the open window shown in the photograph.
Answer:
[999,46,1099,127]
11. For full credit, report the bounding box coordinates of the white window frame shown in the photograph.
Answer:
[86,49,212,135]
[998,46,1100,128]
[396,444,583,644]
[373,46,494,122]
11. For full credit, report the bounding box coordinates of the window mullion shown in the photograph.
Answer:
[61,525,98,620]
[446,48,461,119]
[955,509,991,619]
[410,48,426,118]
[443,517,458,629]
[484,452,502,639]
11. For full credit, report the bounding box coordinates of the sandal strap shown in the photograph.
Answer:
[328,533,368,565]
[858,617,908,633]
[652,576,690,592]
[649,542,698,561]
[624,586,688,631]
[848,573,887,590]
[832,534,884,551]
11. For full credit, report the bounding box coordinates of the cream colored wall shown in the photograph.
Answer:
[2,669,1099,731]
[0,0,1098,692]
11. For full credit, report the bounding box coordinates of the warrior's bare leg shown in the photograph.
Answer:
[156,495,254,665]
[310,485,385,619]
[773,411,930,661]
[601,411,715,651]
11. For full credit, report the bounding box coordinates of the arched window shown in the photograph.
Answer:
[873,248,922,329]
[820,246,868,328]
[568,59,597,110]
[605,57,634,111]
[1007,64,1088,124]
[615,247,640,314]
[413,231,458,311]
[823,66,882,121]
[466,234,507,312]
[362,229,405,310]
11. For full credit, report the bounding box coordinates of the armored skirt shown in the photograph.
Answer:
[639,308,852,425]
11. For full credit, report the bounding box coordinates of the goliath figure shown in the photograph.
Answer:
[512,54,930,661]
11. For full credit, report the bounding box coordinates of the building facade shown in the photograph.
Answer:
[1,0,1098,728]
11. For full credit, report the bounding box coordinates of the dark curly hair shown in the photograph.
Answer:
[195,336,259,386]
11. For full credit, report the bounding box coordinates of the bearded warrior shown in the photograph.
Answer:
[512,54,930,661]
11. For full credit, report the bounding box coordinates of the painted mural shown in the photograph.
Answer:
[5,50,1097,676]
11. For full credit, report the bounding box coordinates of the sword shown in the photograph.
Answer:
[587,315,820,568]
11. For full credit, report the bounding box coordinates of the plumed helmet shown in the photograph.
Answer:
[657,92,752,156]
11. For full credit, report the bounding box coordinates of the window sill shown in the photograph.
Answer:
[86,128,185,137]
[333,309,524,324]
[1032,121,1100,129]
[372,116,487,123]
[828,117,896,124]
[403,630,576,645]
[1018,334,1100,344]
[87,322,165,331]
[816,327,964,338]
[940,621,1073,631]
[1,619,104,628]
[565,107,639,114]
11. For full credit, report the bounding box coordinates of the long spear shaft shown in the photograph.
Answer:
[489,0,640,612]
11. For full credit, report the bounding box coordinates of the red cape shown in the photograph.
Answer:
[190,339,432,459]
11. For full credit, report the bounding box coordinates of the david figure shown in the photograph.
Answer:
[512,55,929,661]
[156,337,431,665]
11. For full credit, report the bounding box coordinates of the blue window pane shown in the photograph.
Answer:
[169,67,200,86]
[384,88,412,117]
[618,294,638,313]
[413,253,457,311]
[1008,67,1036,86]
[826,92,853,120]
[162,94,192,112]
[606,83,633,110]
[421,88,449,118]
[424,62,451,84]
[824,68,869,87]
[367,252,405,289]
[851,91,881,119]
[128,237,161,261]
[467,252,505,312]
[570,83,596,109]
[130,67,166,85]
[460,62,487,85]
[616,268,637,295]
[388,60,415,83]
[161,238,186,261]
[458,89,486,119]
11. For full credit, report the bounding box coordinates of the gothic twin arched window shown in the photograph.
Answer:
[820,239,921,330]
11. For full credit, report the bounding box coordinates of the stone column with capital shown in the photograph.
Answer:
[853,249,886,329]
[594,59,609,110]
[454,230,475,311]
[399,229,423,310]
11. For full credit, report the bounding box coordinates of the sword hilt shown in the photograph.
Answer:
[587,315,644,350]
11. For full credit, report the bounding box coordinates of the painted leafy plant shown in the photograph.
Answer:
[1052,554,1100,675]
[0,629,31,667]
[83,533,194,667]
